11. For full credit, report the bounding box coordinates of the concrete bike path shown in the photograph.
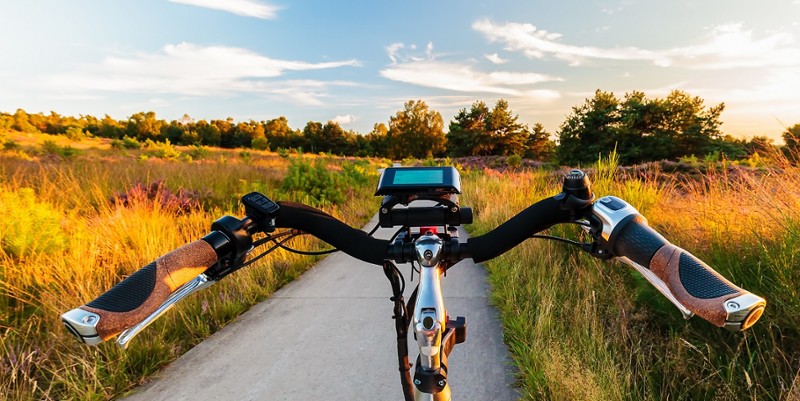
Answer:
[123,214,519,401]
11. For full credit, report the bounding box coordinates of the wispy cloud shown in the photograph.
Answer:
[473,19,800,69]
[43,43,361,105]
[473,19,666,66]
[484,53,508,64]
[664,23,800,69]
[380,42,561,99]
[168,0,279,19]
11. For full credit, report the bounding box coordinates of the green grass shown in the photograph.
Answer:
[461,152,800,400]
[0,135,387,400]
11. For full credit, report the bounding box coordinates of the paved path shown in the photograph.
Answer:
[123,214,518,401]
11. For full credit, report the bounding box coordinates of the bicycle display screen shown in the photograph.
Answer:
[375,166,461,196]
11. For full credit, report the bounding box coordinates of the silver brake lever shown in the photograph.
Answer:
[616,257,695,320]
[578,217,695,320]
[116,273,216,349]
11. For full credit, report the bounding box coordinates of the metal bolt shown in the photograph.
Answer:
[726,302,740,310]
[450,206,458,213]
[438,380,446,387]
[414,379,422,385]
[82,315,97,324]
[381,208,389,214]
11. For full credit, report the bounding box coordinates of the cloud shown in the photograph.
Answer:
[484,53,508,64]
[43,43,361,104]
[664,23,800,69]
[380,42,562,98]
[386,43,404,64]
[473,19,800,69]
[168,0,279,19]
[331,114,358,124]
[473,19,666,66]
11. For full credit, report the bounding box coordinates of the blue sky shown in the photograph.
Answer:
[1,0,799,140]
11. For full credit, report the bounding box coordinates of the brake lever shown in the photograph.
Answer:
[615,257,695,319]
[116,273,217,349]
[581,202,695,321]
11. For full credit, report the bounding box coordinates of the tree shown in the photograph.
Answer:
[362,123,389,156]
[387,100,446,159]
[126,111,164,141]
[557,90,727,165]
[318,121,356,155]
[302,121,324,152]
[265,117,296,149]
[446,101,490,156]
[97,115,123,138]
[446,100,530,157]
[557,90,620,165]
[783,123,800,160]
[195,120,221,146]
[12,109,38,133]
[486,99,528,156]
[525,123,556,161]
[211,118,236,148]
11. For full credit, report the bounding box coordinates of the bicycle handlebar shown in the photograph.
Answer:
[275,201,390,265]
[62,187,766,346]
[467,196,571,262]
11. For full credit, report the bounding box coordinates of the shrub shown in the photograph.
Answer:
[3,139,20,151]
[64,126,87,140]
[281,158,345,205]
[251,137,269,151]
[0,187,67,258]
[110,180,201,213]
[506,154,523,169]
[40,140,80,158]
[188,145,210,160]
[143,139,181,160]
[111,136,142,150]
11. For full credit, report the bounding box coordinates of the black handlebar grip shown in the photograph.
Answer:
[62,240,218,344]
[610,216,766,330]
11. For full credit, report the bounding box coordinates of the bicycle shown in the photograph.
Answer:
[62,166,766,401]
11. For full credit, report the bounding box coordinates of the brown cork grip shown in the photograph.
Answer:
[78,240,218,341]
[650,244,747,327]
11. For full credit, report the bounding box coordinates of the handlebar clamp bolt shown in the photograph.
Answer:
[381,208,389,214]
[82,315,97,324]
[726,301,740,310]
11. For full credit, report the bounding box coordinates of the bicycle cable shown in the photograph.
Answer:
[272,235,339,256]
[240,234,296,268]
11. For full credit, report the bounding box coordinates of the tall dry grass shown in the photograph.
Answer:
[462,151,800,400]
[0,141,384,400]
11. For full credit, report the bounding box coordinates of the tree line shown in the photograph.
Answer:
[2,90,797,164]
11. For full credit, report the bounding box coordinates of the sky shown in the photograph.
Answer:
[1,0,799,140]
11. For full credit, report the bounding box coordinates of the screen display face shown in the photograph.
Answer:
[392,169,444,185]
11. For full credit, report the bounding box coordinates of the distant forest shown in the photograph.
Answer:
[2,90,798,164]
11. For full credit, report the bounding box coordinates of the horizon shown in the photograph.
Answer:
[1,1,799,140]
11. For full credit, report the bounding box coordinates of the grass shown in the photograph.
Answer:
[461,151,800,400]
[0,134,387,400]
[3,130,799,400]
